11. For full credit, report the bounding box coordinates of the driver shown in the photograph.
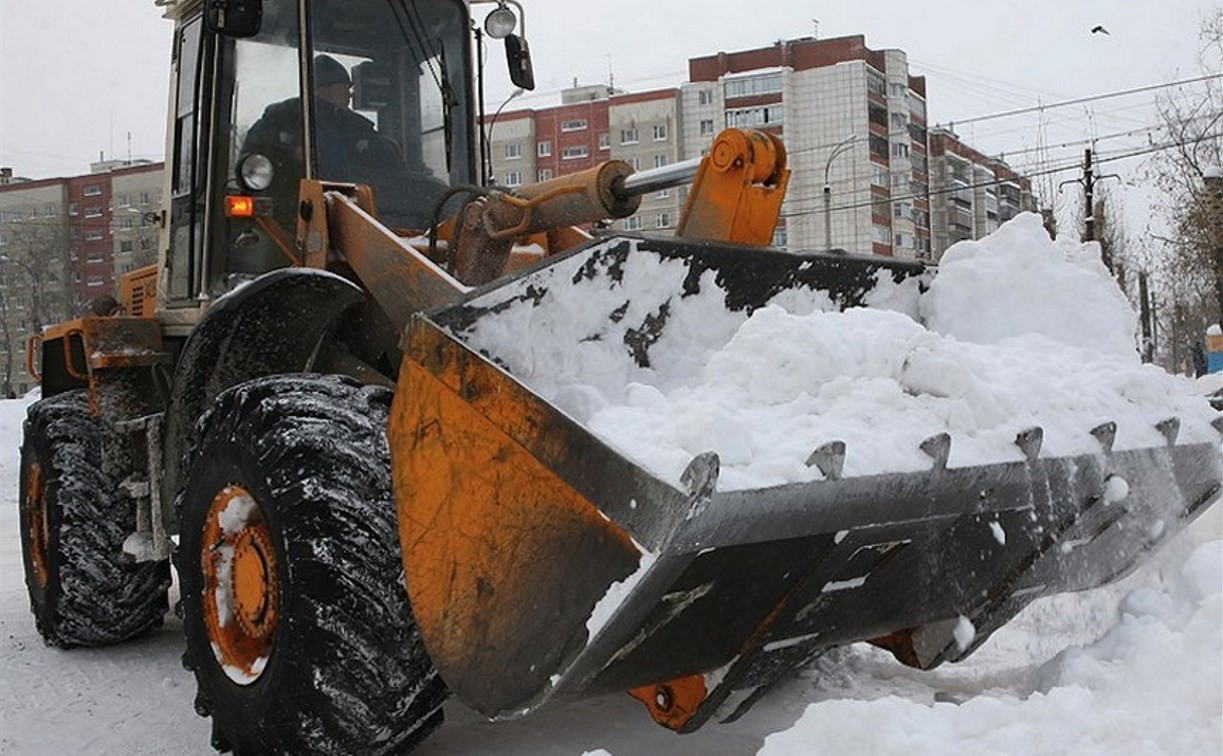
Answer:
[244,54,401,180]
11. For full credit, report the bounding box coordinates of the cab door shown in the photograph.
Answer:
[166,14,213,304]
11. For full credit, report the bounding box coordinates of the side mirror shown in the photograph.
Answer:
[505,34,535,91]
[205,0,262,38]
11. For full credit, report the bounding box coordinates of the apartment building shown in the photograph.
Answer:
[928,128,1035,259]
[484,84,685,231]
[481,35,1037,261]
[0,160,164,395]
[685,36,931,258]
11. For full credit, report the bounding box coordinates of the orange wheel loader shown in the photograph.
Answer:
[16,1,1221,753]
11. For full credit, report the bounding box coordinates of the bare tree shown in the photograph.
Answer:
[0,219,73,395]
[1142,8,1223,370]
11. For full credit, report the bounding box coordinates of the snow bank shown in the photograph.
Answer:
[459,213,1215,489]
[757,540,1223,756]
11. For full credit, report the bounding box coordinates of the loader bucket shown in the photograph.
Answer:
[388,235,1222,730]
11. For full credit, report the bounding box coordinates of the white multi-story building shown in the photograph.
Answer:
[684,36,932,258]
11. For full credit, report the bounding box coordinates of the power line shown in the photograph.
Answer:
[780,131,1222,220]
[934,73,1222,129]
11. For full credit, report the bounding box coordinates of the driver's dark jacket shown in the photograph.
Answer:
[244,97,392,179]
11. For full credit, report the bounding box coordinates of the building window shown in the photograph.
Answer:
[890,112,908,129]
[561,118,588,132]
[892,143,909,159]
[562,146,589,160]
[656,189,670,199]
[698,89,713,105]
[889,82,907,98]
[537,168,553,182]
[699,119,715,137]
[537,140,552,157]
[654,154,669,168]
[85,230,104,241]
[504,170,523,187]
[44,203,55,216]
[656,212,670,229]
[871,224,892,244]
[626,156,641,170]
[725,105,784,128]
[598,133,610,150]
[139,192,150,204]
[85,206,102,218]
[866,69,886,97]
[140,237,153,250]
[87,276,104,287]
[119,240,134,253]
[724,72,782,99]
[116,194,130,208]
[620,128,639,145]
[895,232,908,248]
[771,227,787,247]
[504,142,522,160]
[83,185,102,197]
[625,216,642,231]
[894,203,911,220]
[68,202,78,216]
[652,124,668,141]
[871,166,889,187]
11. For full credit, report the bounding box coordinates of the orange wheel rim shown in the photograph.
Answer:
[25,461,49,588]
[202,485,279,685]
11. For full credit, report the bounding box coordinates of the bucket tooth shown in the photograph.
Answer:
[919,433,952,470]
[1015,427,1043,461]
[1155,417,1180,446]
[1089,422,1117,454]
[681,452,720,499]
[806,441,846,481]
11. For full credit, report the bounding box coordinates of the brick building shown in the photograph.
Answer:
[0,160,164,395]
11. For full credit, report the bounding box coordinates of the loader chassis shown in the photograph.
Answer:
[15,0,1223,754]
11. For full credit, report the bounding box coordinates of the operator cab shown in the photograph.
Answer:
[165,0,476,306]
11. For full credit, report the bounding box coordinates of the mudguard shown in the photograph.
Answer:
[160,268,364,526]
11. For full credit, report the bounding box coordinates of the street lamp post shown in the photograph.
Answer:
[824,134,857,252]
[485,87,525,185]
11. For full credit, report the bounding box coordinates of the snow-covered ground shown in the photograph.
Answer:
[2,214,1221,754]
[0,384,1217,755]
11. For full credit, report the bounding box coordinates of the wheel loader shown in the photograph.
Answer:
[16,0,1223,753]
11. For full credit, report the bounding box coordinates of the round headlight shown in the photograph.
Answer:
[484,6,517,39]
[238,153,275,192]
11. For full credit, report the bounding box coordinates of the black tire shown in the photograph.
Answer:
[177,374,447,755]
[18,390,171,647]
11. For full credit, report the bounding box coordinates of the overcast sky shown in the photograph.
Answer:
[1,0,1216,227]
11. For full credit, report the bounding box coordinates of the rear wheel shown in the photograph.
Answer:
[177,374,447,755]
[18,390,170,647]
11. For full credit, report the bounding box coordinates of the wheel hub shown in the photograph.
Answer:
[202,485,279,685]
[231,528,278,639]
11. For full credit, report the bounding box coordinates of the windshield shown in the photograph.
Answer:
[307,0,473,229]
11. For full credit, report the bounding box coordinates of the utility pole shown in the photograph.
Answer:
[1058,146,1118,270]
[1083,148,1096,242]
[1138,270,1153,363]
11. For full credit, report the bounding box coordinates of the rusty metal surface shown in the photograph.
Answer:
[325,191,468,329]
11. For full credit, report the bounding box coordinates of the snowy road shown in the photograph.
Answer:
[1,391,1219,755]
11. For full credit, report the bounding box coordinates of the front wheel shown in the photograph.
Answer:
[177,375,447,755]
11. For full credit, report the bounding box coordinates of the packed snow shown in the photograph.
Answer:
[459,213,1216,488]
[1,213,1221,754]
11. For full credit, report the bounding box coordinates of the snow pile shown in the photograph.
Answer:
[921,216,1137,356]
[458,213,1215,489]
[757,539,1223,756]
